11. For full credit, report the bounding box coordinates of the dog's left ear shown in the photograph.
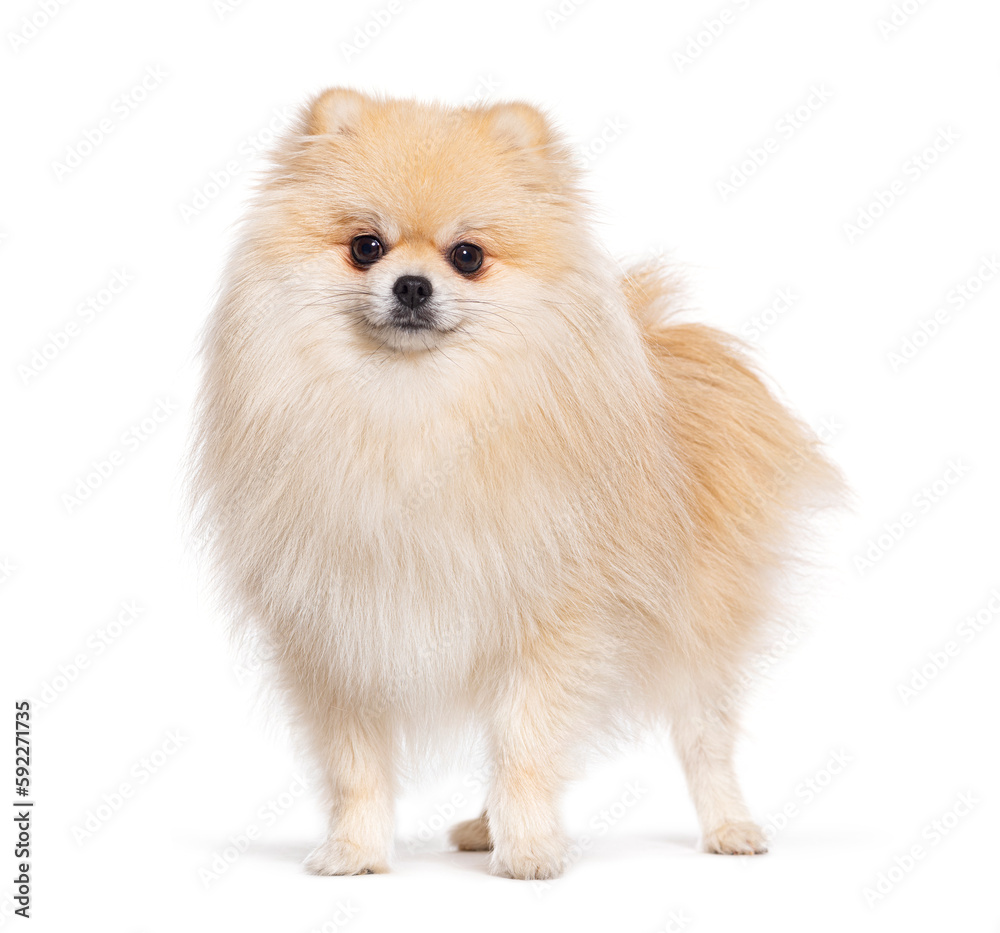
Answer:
[485,101,559,151]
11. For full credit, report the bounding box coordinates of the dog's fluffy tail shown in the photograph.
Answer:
[623,260,843,521]
[622,262,690,331]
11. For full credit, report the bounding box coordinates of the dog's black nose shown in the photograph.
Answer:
[393,275,433,310]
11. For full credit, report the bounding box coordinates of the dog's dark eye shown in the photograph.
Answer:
[450,243,483,275]
[351,235,384,266]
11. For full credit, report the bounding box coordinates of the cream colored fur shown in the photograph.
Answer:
[190,89,843,879]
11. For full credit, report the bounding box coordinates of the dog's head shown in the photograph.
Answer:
[221,90,608,363]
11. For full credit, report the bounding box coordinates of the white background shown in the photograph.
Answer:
[3,0,999,930]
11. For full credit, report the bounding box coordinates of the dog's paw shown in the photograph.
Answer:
[489,834,566,880]
[702,820,768,855]
[305,838,390,876]
[450,814,492,851]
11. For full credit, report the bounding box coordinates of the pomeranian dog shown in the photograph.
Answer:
[191,88,842,880]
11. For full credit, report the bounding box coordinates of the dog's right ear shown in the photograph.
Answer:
[305,87,369,136]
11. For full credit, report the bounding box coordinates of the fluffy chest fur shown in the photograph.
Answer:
[195,285,659,707]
